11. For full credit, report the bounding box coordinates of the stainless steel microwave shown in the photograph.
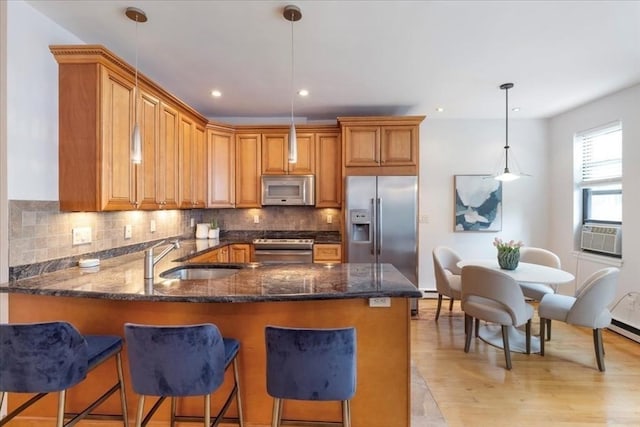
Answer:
[261,175,315,206]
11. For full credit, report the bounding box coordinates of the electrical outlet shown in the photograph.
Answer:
[124,224,132,239]
[327,214,333,224]
[369,297,391,308]
[254,215,260,224]
[72,227,92,245]
[190,218,195,227]
[150,219,156,233]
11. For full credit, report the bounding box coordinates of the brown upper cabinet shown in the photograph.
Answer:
[261,132,315,175]
[157,102,180,209]
[235,133,262,208]
[193,124,208,208]
[315,131,341,208]
[178,115,207,209]
[207,125,236,208]
[339,116,425,176]
[51,45,208,211]
[52,45,420,211]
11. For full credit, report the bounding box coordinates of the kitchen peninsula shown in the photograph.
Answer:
[1,240,420,427]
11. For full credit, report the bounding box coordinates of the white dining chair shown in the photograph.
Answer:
[538,267,619,372]
[519,247,562,340]
[432,246,462,321]
[461,265,534,370]
[519,247,562,299]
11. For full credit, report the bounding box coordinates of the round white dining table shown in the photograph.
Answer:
[455,259,575,353]
[457,259,575,285]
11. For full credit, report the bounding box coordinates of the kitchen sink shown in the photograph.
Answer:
[160,265,242,280]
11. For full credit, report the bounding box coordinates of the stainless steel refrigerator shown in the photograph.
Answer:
[345,176,419,314]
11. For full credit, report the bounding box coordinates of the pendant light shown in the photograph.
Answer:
[125,7,147,165]
[284,5,302,164]
[494,82,520,182]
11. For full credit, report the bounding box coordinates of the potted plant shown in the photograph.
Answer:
[493,238,523,270]
[208,217,220,239]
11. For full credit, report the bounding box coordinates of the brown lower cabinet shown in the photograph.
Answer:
[187,244,250,263]
[313,243,342,263]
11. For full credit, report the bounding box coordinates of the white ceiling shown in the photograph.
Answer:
[25,0,640,122]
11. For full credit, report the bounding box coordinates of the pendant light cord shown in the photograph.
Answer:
[290,11,294,125]
[504,85,509,170]
[134,15,139,122]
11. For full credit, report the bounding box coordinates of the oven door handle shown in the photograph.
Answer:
[253,250,313,255]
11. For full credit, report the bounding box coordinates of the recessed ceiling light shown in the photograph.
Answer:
[435,107,444,113]
[211,90,222,98]
[298,89,309,97]
[512,107,520,112]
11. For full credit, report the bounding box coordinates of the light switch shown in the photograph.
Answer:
[124,224,132,239]
[150,219,156,233]
[327,215,333,224]
[254,215,260,224]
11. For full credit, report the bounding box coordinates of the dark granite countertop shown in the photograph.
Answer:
[8,231,341,281]
[1,240,420,303]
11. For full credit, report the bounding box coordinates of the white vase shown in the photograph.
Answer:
[195,223,210,239]
[208,228,220,239]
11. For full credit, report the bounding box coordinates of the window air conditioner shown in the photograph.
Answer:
[580,223,622,256]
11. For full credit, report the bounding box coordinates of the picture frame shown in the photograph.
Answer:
[454,174,502,232]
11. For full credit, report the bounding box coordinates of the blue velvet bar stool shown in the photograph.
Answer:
[123,323,244,427]
[0,321,129,427]
[265,326,357,427]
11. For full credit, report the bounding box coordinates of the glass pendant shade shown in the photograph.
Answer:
[131,123,142,164]
[495,169,519,182]
[288,123,298,163]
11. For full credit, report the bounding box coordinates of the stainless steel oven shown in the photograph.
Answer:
[253,238,314,264]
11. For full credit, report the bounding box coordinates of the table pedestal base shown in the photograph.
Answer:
[478,324,541,354]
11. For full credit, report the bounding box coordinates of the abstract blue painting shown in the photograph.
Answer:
[454,175,502,231]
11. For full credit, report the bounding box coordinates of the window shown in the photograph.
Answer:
[577,121,622,225]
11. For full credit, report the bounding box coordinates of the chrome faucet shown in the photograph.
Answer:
[144,240,181,279]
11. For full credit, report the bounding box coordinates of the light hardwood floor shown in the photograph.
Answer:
[411,298,640,426]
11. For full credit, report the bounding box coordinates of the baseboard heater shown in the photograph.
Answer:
[609,320,640,344]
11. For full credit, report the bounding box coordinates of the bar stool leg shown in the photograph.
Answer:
[116,353,129,427]
[233,358,245,427]
[170,397,177,427]
[135,395,145,427]
[342,400,352,427]
[56,390,66,427]
[271,398,283,427]
[0,392,5,409]
[204,394,211,427]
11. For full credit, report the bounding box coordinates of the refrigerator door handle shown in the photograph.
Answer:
[377,198,382,255]
[370,198,376,255]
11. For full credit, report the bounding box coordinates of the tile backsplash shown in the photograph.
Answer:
[9,201,341,266]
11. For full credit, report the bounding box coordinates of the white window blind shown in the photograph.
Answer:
[578,122,622,185]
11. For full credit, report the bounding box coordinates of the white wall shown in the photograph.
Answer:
[549,84,640,327]
[6,0,82,200]
[2,0,10,321]
[418,118,550,290]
